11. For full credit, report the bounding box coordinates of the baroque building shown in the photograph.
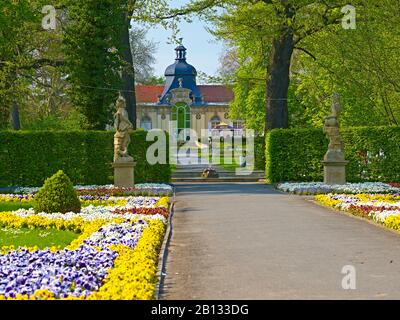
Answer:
[136,45,243,140]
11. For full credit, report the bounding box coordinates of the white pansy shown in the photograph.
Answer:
[277,182,400,195]
[13,183,173,195]
[373,210,400,223]
[12,206,167,223]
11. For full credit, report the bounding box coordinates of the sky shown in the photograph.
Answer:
[144,0,224,78]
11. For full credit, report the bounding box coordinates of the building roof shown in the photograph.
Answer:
[136,85,234,105]
[159,45,203,105]
[199,85,234,103]
[164,45,197,77]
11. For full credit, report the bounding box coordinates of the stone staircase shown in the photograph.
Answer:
[171,164,265,183]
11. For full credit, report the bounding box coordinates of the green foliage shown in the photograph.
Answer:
[62,0,126,129]
[209,0,352,131]
[266,127,400,183]
[139,76,165,85]
[20,110,88,131]
[291,0,400,128]
[33,170,81,214]
[254,136,266,171]
[0,130,171,187]
[0,0,45,128]
[0,0,180,130]
[266,129,327,183]
[342,127,400,182]
[210,3,272,133]
[210,1,400,130]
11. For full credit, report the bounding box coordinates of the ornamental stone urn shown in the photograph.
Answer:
[322,93,348,185]
[113,94,135,187]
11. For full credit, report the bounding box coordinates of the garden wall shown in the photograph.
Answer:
[0,130,171,186]
[265,127,400,183]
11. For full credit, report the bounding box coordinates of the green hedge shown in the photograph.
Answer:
[265,127,400,183]
[0,130,171,187]
[254,136,266,171]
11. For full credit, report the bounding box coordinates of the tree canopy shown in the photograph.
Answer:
[0,0,398,133]
[208,0,399,132]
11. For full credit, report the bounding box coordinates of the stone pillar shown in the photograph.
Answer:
[322,160,348,185]
[113,162,136,188]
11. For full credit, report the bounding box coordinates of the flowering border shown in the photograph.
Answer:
[277,182,400,195]
[315,193,400,233]
[0,196,169,300]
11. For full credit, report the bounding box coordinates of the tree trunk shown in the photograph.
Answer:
[11,102,21,130]
[265,32,294,133]
[121,13,137,129]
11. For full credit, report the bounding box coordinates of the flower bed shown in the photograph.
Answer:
[316,193,400,231]
[10,183,173,197]
[277,182,400,195]
[0,185,171,300]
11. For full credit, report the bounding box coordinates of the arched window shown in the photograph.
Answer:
[210,116,221,129]
[171,103,191,140]
[140,116,152,131]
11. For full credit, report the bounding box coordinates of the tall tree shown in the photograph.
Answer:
[212,0,399,132]
[0,0,44,129]
[130,27,158,84]
[63,0,126,130]
[120,2,137,128]
[209,0,359,133]
[290,0,400,127]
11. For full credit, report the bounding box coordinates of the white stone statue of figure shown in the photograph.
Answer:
[113,94,133,163]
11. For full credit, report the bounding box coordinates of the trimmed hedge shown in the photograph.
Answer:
[0,130,171,187]
[266,126,400,183]
[254,136,266,171]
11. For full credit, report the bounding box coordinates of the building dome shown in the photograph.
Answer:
[164,46,197,77]
[158,45,204,106]
[164,61,197,77]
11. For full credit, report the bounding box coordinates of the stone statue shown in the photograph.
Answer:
[323,93,345,162]
[113,94,133,163]
[322,93,348,185]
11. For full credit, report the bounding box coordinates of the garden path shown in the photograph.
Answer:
[161,183,400,299]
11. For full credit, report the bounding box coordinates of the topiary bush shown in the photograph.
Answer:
[33,170,81,213]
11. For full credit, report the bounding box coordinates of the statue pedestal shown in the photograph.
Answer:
[113,161,136,188]
[322,160,348,185]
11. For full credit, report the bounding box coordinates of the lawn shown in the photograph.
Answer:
[0,226,80,249]
[0,202,33,212]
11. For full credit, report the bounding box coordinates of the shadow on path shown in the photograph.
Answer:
[175,183,281,196]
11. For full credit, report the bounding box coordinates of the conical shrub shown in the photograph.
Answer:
[33,170,81,213]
